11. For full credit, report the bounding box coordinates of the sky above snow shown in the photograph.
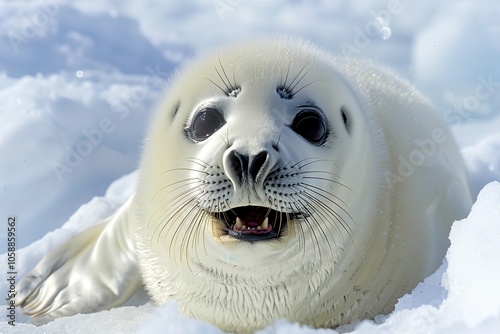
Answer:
[1,0,500,333]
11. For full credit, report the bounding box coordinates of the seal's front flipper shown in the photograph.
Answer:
[16,198,141,325]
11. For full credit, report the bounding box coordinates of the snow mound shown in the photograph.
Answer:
[355,181,500,333]
[0,70,163,247]
[462,132,500,199]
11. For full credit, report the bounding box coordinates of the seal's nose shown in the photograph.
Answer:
[225,150,275,187]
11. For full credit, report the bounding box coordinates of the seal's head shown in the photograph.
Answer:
[136,39,384,332]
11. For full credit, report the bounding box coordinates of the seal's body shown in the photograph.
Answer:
[18,38,472,333]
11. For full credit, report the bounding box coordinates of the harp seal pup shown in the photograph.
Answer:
[17,37,472,333]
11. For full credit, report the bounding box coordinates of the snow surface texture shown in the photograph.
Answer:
[1,0,500,333]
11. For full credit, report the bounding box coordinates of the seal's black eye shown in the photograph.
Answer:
[291,109,327,145]
[189,107,225,141]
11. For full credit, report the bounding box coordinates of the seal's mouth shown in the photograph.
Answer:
[213,206,297,242]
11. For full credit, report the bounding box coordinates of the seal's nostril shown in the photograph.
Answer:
[249,151,268,181]
[228,151,248,183]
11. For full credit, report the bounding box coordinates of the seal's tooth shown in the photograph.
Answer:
[235,217,243,229]
[261,217,269,230]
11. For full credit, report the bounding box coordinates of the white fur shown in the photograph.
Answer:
[18,37,472,333]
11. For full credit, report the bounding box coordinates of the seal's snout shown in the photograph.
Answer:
[225,148,278,187]
[227,150,267,182]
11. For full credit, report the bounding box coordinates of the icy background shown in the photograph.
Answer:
[1,0,500,333]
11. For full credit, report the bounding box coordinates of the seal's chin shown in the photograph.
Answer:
[213,206,296,242]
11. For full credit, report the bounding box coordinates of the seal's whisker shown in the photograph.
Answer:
[200,211,211,256]
[276,210,284,237]
[280,58,292,90]
[300,175,352,191]
[296,197,321,262]
[217,124,230,148]
[214,65,232,96]
[231,63,237,92]
[153,187,200,241]
[218,53,237,92]
[291,156,321,168]
[214,196,232,228]
[154,198,193,244]
[294,158,340,170]
[296,188,355,245]
[167,200,203,261]
[161,167,210,176]
[201,74,228,96]
[150,185,200,229]
[299,192,346,251]
[289,63,310,93]
[288,61,309,91]
[152,178,200,202]
[180,208,207,269]
[293,203,307,263]
[174,209,198,265]
[298,183,353,220]
[292,79,322,96]
[182,158,214,168]
[296,196,337,259]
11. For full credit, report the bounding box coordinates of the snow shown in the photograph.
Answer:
[1,0,499,333]
[353,181,500,334]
